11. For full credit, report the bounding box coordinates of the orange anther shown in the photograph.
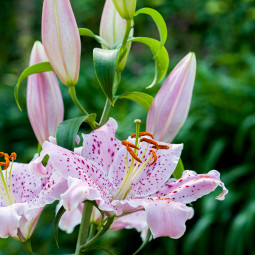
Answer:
[152,144,170,150]
[121,140,139,150]
[140,138,159,149]
[150,150,158,165]
[0,153,11,170]
[126,146,142,163]
[131,132,154,139]
[10,152,17,161]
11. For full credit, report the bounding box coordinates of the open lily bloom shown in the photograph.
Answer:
[0,152,67,241]
[34,118,228,239]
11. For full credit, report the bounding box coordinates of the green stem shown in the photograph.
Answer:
[80,217,114,252]
[121,19,132,48]
[21,240,35,255]
[88,223,97,240]
[75,201,94,255]
[132,229,151,255]
[68,86,88,116]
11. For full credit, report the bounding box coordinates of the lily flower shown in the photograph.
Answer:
[0,152,67,241]
[33,118,227,239]
[111,0,137,20]
[27,41,64,146]
[42,0,81,86]
[147,52,196,143]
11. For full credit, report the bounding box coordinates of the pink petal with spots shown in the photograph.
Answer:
[82,118,121,175]
[37,141,113,198]
[153,170,228,203]
[112,198,194,239]
[109,137,183,197]
[61,177,118,215]
[56,202,83,234]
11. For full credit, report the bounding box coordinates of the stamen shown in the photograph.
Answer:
[150,150,158,165]
[152,144,170,150]
[131,132,154,139]
[126,146,142,163]
[140,138,159,149]
[121,140,139,150]
[10,152,17,161]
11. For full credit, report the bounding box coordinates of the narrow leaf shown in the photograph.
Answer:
[128,37,169,88]
[42,154,49,167]
[54,206,66,248]
[135,8,167,49]
[56,114,96,151]
[172,158,184,179]
[15,62,54,111]
[79,28,110,49]
[117,92,154,111]
[132,229,151,255]
[93,48,119,104]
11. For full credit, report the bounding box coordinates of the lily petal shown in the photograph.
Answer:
[112,198,194,239]
[153,170,228,203]
[82,118,121,175]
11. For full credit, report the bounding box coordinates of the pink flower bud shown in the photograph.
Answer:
[100,0,133,70]
[146,52,196,143]
[27,41,64,145]
[42,0,81,86]
[111,0,137,19]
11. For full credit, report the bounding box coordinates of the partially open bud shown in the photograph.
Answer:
[27,41,64,145]
[100,0,133,70]
[42,0,81,86]
[146,53,196,143]
[111,0,137,20]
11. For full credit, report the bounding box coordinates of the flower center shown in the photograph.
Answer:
[0,152,17,206]
[113,120,169,200]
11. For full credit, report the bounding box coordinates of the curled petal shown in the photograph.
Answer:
[147,53,196,143]
[112,198,194,239]
[154,170,228,203]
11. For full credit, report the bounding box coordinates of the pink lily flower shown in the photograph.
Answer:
[0,152,67,241]
[27,41,64,146]
[42,0,81,86]
[100,0,133,70]
[33,118,227,239]
[147,52,196,143]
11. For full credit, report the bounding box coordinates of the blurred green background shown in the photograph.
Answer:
[0,0,255,254]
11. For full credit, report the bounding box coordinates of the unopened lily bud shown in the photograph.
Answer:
[42,0,81,86]
[111,0,137,20]
[146,52,196,143]
[27,41,64,145]
[100,0,133,70]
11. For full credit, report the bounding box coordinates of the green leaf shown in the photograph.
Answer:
[56,114,96,151]
[132,229,151,255]
[93,48,119,104]
[54,206,66,248]
[14,62,54,111]
[135,8,167,49]
[172,158,184,179]
[79,28,110,49]
[127,37,169,88]
[41,154,49,167]
[116,92,154,111]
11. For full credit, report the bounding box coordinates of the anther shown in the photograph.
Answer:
[121,141,139,150]
[0,153,11,170]
[152,144,170,150]
[150,150,158,165]
[126,146,142,163]
[10,153,17,161]
[140,138,159,149]
[131,132,154,139]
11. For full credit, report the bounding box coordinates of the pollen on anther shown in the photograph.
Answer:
[131,132,154,139]
[150,150,158,165]
[126,146,142,163]
[140,138,159,149]
[121,140,139,150]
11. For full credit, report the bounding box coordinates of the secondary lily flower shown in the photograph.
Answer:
[111,0,137,19]
[147,52,196,143]
[42,0,81,86]
[27,41,64,145]
[100,0,133,70]
[34,118,227,239]
[0,152,67,241]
